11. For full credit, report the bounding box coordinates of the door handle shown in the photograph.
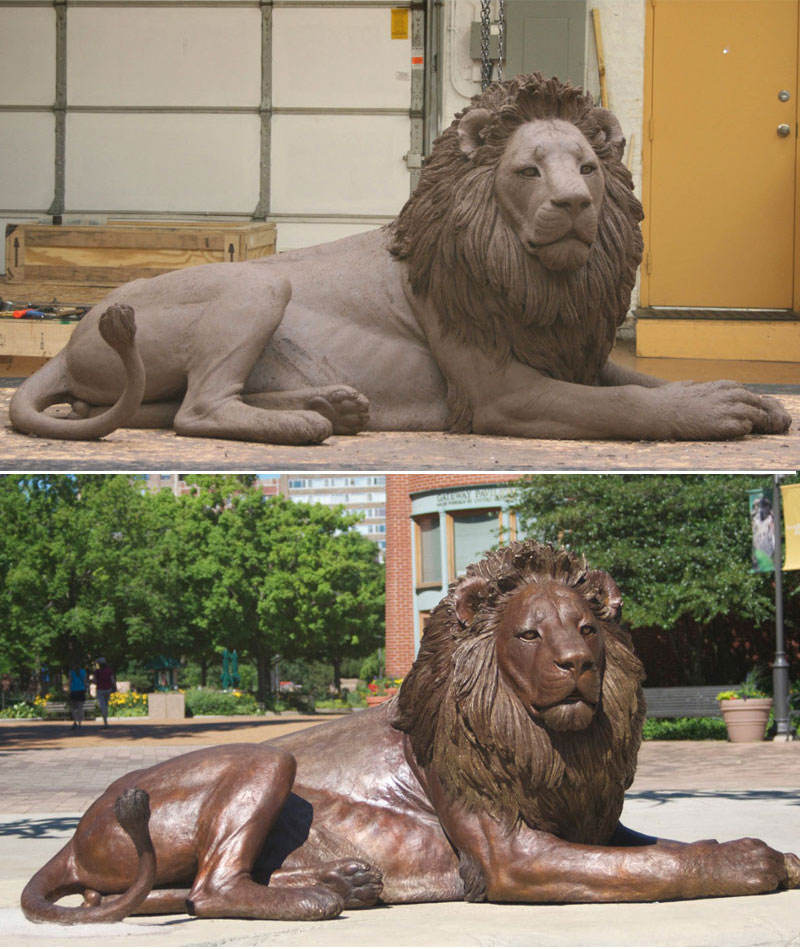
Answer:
[777,124,791,137]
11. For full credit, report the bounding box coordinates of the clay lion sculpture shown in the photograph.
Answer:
[10,75,790,445]
[22,541,800,925]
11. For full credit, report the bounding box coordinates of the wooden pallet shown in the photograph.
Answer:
[5,219,276,286]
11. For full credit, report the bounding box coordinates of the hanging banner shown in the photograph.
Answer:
[747,488,775,573]
[780,483,800,571]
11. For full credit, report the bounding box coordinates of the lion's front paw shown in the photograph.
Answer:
[655,380,774,441]
[784,852,800,888]
[750,394,792,435]
[320,860,383,909]
[308,386,370,435]
[689,838,788,898]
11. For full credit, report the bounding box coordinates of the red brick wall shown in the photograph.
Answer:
[385,475,414,675]
[384,474,522,676]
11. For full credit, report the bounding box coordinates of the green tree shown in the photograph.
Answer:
[0,475,181,688]
[150,476,260,687]
[513,474,800,685]
[207,493,384,700]
[288,525,385,692]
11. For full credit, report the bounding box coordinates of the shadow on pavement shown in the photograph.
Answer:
[0,716,337,750]
[0,816,80,838]
[627,788,800,805]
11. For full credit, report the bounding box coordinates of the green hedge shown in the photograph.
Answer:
[642,717,728,741]
[183,688,261,717]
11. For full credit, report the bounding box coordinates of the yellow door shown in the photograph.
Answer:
[645,0,798,309]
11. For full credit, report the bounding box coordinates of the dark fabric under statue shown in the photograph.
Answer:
[10,74,790,445]
[21,540,799,924]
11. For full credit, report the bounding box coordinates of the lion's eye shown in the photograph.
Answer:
[580,624,596,637]
[580,163,597,175]
[517,628,541,642]
[519,167,541,178]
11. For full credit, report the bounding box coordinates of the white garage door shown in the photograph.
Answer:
[0,0,425,269]
[270,2,420,248]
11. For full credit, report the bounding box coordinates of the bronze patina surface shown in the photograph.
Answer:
[20,542,800,925]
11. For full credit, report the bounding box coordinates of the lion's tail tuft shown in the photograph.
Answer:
[9,304,146,441]
[98,303,137,351]
[21,787,157,925]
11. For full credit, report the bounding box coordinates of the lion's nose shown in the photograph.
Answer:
[553,646,595,676]
[554,657,595,675]
[551,193,592,216]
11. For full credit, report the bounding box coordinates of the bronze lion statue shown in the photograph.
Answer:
[22,541,799,924]
[10,75,789,444]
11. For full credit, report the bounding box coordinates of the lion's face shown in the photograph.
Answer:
[494,580,605,733]
[493,119,605,272]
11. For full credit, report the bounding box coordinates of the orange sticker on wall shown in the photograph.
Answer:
[391,9,409,40]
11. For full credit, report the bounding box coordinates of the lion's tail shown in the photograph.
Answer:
[21,788,156,925]
[9,304,145,441]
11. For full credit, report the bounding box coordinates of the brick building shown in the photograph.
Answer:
[385,474,524,676]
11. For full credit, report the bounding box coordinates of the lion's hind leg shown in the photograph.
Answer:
[270,861,383,909]
[172,273,334,445]
[185,746,343,921]
[127,865,383,918]
[243,386,370,435]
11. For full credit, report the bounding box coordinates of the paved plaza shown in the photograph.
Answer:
[0,716,798,946]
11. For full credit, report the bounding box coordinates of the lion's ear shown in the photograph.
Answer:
[453,575,491,627]
[586,570,623,622]
[457,108,493,157]
[589,108,625,162]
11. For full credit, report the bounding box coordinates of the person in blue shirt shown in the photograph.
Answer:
[68,661,88,730]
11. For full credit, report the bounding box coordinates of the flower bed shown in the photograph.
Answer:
[108,691,148,717]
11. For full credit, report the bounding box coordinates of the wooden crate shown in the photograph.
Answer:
[4,220,277,286]
[0,318,76,358]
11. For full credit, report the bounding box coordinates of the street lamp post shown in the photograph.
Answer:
[772,474,793,740]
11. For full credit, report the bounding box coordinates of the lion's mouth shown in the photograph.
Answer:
[528,233,592,252]
[526,233,595,272]
[534,692,596,714]
[530,689,599,732]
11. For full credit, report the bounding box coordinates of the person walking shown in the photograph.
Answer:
[67,661,88,730]
[93,657,116,728]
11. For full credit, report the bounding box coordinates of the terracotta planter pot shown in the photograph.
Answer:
[365,694,392,707]
[719,698,773,742]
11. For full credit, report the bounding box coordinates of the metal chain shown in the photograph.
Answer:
[497,0,505,82]
[480,0,492,91]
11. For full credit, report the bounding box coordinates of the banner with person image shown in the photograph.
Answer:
[747,488,775,573]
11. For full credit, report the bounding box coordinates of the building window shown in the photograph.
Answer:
[419,610,432,641]
[447,509,501,580]
[414,514,442,587]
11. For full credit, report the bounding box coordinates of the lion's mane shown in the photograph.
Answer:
[388,74,644,428]
[391,541,646,852]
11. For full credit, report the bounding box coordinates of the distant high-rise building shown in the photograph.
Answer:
[135,473,387,558]
[261,474,387,559]
[136,473,185,496]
